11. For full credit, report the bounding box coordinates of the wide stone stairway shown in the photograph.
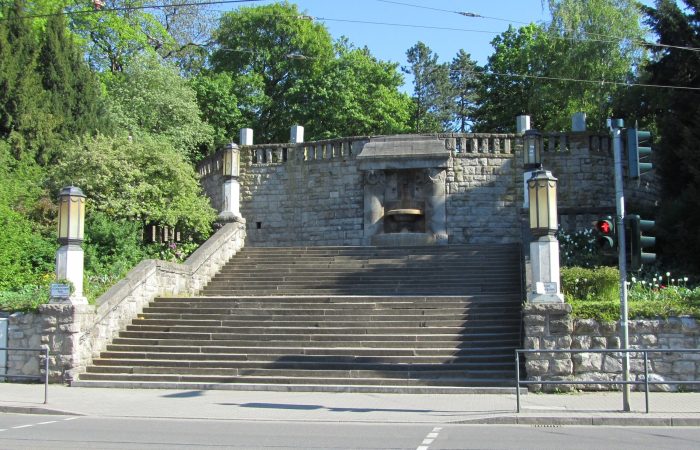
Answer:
[75,244,524,393]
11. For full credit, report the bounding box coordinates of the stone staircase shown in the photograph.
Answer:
[75,244,524,393]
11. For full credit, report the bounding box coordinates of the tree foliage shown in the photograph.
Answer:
[51,134,216,237]
[105,54,214,162]
[642,0,700,273]
[474,0,644,132]
[403,42,453,132]
[449,50,480,132]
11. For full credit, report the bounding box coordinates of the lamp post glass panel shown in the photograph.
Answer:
[523,129,542,169]
[223,143,240,178]
[528,170,558,236]
[57,186,86,244]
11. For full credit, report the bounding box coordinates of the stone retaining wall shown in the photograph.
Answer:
[523,304,700,392]
[5,222,246,382]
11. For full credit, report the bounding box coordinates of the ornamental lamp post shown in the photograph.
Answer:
[527,169,558,237]
[52,186,88,304]
[218,143,243,223]
[523,129,542,170]
[527,169,564,303]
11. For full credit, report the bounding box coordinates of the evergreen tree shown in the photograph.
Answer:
[643,0,700,272]
[403,42,453,132]
[449,50,480,132]
[38,13,105,142]
[0,0,54,160]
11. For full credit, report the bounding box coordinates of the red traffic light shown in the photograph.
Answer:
[595,220,613,235]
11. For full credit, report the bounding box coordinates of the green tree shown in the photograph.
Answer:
[449,50,480,132]
[642,0,700,273]
[52,134,216,237]
[38,12,105,142]
[0,0,55,160]
[211,2,335,143]
[306,41,412,139]
[474,1,644,132]
[403,42,453,132]
[190,71,245,148]
[105,54,214,162]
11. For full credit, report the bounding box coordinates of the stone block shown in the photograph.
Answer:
[549,317,573,335]
[573,353,603,372]
[574,318,599,335]
[550,359,573,375]
[672,360,696,376]
[525,359,550,376]
[602,355,622,373]
[571,336,591,350]
[591,337,607,349]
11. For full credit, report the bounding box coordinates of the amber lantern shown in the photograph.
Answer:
[57,186,86,245]
[527,170,558,237]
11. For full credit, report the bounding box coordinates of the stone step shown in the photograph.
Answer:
[198,289,516,296]
[89,358,514,371]
[140,306,519,316]
[130,316,520,328]
[105,344,519,357]
[151,295,521,304]
[110,336,521,349]
[76,372,516,387]
[124,322,521,335]
[96,351,514,364]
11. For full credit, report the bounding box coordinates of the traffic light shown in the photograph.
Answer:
[626,127,653,179]
[593,217,616,252]
[627,214,656,271]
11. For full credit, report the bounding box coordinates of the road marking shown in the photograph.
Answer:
[12,425,33,429]
[416,426,443,450]
[37,421,57,425]
[63,417,79,421]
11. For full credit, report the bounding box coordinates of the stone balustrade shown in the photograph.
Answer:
[6,222,246,382]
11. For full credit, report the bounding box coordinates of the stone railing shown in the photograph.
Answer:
[6,221,246,382]
[197,132,612,176]
[523,304,700,392]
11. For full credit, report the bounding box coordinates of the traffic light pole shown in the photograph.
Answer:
[611,120,631,412]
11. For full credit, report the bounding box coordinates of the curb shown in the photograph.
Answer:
[453,415,700,427]
[0,405,81,416]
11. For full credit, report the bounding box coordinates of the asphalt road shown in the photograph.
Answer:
[1,413,700,449]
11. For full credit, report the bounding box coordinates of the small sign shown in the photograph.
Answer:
[50,283,71,298]
[543,282,558,295]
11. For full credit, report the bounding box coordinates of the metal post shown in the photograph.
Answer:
[611,119,631,412]
[44,347,49,405]
[516,351,521,413]
[644,350,650,413]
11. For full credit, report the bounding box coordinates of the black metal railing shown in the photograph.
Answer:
[0,346,49,404]
[515,348,700,413]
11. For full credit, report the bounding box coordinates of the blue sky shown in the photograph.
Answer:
[223,0,549,67]
[220,0,655,92]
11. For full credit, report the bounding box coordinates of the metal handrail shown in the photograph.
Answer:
[515,348,700,413]
[0,346,49,404]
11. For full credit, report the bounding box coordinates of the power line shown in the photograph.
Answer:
[374,0,700,53]
[0,0,264,21]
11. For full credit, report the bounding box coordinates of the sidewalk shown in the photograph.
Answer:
[1,383,699,426]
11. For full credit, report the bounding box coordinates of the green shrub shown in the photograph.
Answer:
[561,266,619,303]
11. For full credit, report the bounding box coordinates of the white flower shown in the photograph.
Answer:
[666,272,671,277]
[684,277,689,282]
[632,277,637,283]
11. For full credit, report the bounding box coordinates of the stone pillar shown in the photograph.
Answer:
[240,128,253,146]
[426,168,448,244]
[363,170,386,244]
[572,112,586,132]
[291,125,304,144]
[516,115,531,133]
[54,245,87,305]
[0,316,7,378]
[528,235,565,303]
[523,303,574,392]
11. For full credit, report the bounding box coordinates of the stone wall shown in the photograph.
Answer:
[5,222,246,382]
[523,303,700,392]
[198,132,655,247]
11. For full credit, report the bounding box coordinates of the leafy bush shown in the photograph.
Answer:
[563,266,700,322]
[561,266,619,303]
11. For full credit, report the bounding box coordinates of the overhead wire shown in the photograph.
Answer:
[374,0,700,53]
[1,0,697,91]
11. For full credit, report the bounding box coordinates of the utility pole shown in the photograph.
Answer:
[611,119,631,412]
